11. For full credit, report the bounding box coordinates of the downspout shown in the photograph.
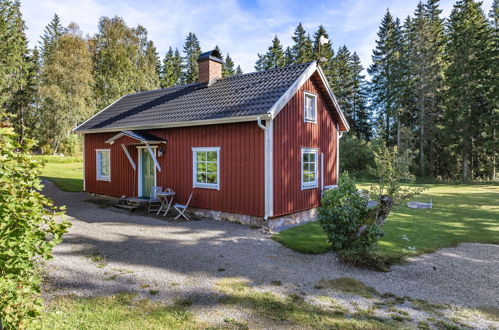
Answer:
[257,116,273,220]
[336,123,344,185]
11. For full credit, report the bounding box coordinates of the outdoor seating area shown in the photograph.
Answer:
[146,186,193,220]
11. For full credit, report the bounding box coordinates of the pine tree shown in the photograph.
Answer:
[331,45,353,113]
[445,0,496,181]
[0,0,32,137]
[160,47,182,88]
[254,35,286,71]
[368,10,404,146]
[291,23,314,64]
[349,52,371,140]
[313,25,335,82]
[235,65,243,75]
[181,32,201,84]
[405,0,446,177]
[39,13,64,61]
[223,53,236,77]
[138,40,160,91]
[284,46,294,66]
[39,26,95,153]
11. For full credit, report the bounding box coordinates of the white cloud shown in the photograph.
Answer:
[21,0,495,73]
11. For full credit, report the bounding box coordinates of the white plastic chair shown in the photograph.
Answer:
[173,191,194,220]
[147,186,163,213]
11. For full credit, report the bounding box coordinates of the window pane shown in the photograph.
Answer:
[196,162,207,173]
[309,152,316,162]
[206,161,217,173]
[309,162,315,172]
[303,173,311,182]
[207,173,217,184]
[309,172,316,182]
[196,151,206,161]
[303,153,309,162]
[207,151,217,161]
[197,173,206,183]
[303,163,310,172]
[99,152,110,177]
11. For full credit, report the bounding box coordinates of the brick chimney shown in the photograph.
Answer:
[197,49,223,84]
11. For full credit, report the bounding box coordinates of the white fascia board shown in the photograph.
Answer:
[75,114,271,134]
[316,65,350,132]
[73,95,127,133]
[268,61,317,119]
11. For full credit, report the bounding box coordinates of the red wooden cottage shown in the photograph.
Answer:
[75,49,349,228]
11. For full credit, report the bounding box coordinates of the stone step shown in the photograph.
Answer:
[112,204,138,212]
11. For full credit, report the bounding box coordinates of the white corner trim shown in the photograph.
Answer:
[336,123,340,184]
[265,119,274,219]
[269,61,317,119]
[192,147,221,190]
[95,149,111,182]
[316,65,350,132]
[73,95,126,133]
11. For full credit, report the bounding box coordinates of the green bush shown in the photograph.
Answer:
[0,127,70,329]
[339,135,376,179]
[318,173,382,252]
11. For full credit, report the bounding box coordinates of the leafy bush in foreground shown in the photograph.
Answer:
[318,173,382,252]
[0,126,70,329]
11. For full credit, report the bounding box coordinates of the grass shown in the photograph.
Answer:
[272,183,499,261]
[314,277,379,298]
[36,155,83,192]
[214,277,403,329]
[32,292,198,329]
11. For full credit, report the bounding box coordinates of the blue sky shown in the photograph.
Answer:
[21,0,493,73]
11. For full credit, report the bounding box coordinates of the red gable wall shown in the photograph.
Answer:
[273,75,339,217]
[84,121,265,217]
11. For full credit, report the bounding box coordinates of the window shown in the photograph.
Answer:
[192,147,220,189]
[96,149,111,181]
[304,92,317,123]
[301,148,318,189]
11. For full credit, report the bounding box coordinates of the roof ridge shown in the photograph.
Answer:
[221,61,314,81]
[124,82,202,97]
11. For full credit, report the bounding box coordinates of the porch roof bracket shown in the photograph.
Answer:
[146,142,161,172]
[121,144,136,171]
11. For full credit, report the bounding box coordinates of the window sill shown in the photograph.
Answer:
[304,119,317,124]
[301,184,318,190]
[97,177,111,182]
[193,183,219,190]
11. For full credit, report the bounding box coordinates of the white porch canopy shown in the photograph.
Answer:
[105,130,166,172]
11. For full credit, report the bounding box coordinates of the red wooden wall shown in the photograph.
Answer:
[273,74,339,217]
[84,121,265,217]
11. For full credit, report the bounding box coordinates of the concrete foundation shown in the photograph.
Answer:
[189,207,318,231]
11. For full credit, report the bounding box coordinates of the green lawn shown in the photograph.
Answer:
[36,155,83,192]
[273,183,499,259]
[32,293,199,329]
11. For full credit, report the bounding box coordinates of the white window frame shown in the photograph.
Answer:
[303,91,317,123]
[192,147,220,190]
[96,149,111,181]
[301,148,319,189]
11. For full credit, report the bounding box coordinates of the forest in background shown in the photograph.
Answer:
[0,0,497,182]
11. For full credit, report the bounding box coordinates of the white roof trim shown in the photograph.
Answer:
[268,61,317,119]
[316,65,350,131]
[76,114,271,134]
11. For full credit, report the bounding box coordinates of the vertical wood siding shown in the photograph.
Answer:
[84,121,264,217]
[273,75,339,217]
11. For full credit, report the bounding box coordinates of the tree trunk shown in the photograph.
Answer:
[375,195,393,226]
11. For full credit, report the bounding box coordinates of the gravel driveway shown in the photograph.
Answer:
[42,180,498,314]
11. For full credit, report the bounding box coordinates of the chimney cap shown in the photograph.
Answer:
[197,49,223,64]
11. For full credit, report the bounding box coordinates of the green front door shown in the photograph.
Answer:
[140,148,155,198]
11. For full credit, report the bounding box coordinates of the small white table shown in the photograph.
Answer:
[157,191,176,216]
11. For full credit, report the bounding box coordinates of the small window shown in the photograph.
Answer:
[192,147,220,189]
[304,92,317,123]
[96,149,111,181]
[302,148,318,189]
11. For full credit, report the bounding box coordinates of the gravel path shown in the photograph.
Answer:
[42,180,499,314]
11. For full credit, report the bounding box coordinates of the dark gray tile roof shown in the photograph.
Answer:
[75,62,312,132]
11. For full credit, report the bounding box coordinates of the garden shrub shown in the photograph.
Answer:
[0,126,70,329]
[318,173,383,253]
